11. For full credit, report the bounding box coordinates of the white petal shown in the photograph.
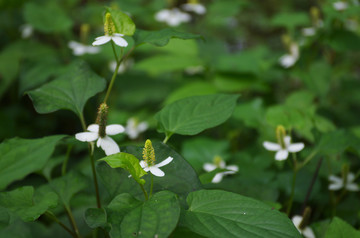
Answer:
[112,36,128,47]
[203,163,216,172]
[223,170,236,175]
[346,183,359,191]
[106,124,125,135]
[291,215,303,230]
[98,136,120,155]
[212,173,224,183]
[263,141,281,151]
[288,143,305,152]
[113,33,125,37]
[86,46,101,54]
[87,124,99,133]
[92,36,111,46]
[139,160,146,169]
[329,183,343,191]
[284,136,291,147]
[75,132,98,142]
[328,175,342,184]
[226,165,239,172]
[149,167,165,177]
[303,227,315,238]
[302,27,316,36]
[279,54,297,68]
[155,9,170,21]
[137,122,148,132]
[275,150,289,161]
[156,156,173,168]
[347,173,356,182]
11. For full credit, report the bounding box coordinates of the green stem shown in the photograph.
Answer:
[298,149,318,170]
[79,113,87,131]
[45,211,76,238]
[62,144,73,176]
[139,184,148,200]
[65,206,82,238]
[163,133,173,144]
[88,144,101,208]
[149,174,154,198]
[286,153,298,216]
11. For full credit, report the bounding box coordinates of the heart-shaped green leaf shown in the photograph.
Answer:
[100,152,147,185]
[155,94,239,137]
[0,135,65,191]
[182,190,301,238]
[106,8,136,36]
[0,186,58,222]
[84,208,107,229]
[325,217,360,238]
[27,61,106,117]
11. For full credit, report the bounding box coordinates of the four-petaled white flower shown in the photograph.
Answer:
[155,8,191,26]
[328,173,359,191]
[68,41,100,56]
[181,3,206,15]
[279,43,299,68]
[292,215,315,238]
[263,136,304,161]
[203,158,239,183]
[140,156,173,177]
[333,1,348,11]
[125,118,148,139]
[92,33,128,47]
[75,124,124,156]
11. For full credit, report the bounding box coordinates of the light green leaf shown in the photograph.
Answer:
[106,8,135,36]
[24,2,73,33]
[0,135,65,191]
[325,217,360,238]
[232,98,266,128]
[133,28,202,47]
[271,12,310,30]
[27,61,106,117]
[183,190,301,238]
[317,130,360,156]
[84,208,107,229]
[99,152,147,185]
[155,94,239,136]
[0,186,58,222]
[121,191,180,238]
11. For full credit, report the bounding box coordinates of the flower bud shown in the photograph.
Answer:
[96,103,108,138]
[104,13,116,36]
[143,139,155,166]
[276,125,286,149]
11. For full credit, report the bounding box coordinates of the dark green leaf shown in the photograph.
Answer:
[0,135,65,190]
[325,217,360,238]
[121,191,180,238]
[106,8,135,36]
[155,94,239,136]
[134,28,202,47]
[0,186,58,222]
[99,152,147,185]
[27,61,106,117]
[84,208,107,229]
[183,190,301,238]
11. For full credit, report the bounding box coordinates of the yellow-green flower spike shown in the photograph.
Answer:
[310,6,320,24]
[104,13,116,36]
[80,23,90,44]
[341,164,350,186]
[188,0,199,4]
[96,103,108,138]
[213,155,223,168]
[143,139,155,166]
[276,125,287,149]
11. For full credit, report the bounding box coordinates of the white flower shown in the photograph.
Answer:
[292,215,315,238]
[203,159,238,183]
[140,156,173,177]
[92,33,128,47]
[181,3,206,15]
[75,124,125,156]
[279,43,299,68]
[302,27,316,37]
[328,173,359,191]
[68,41,100,56]
[20,24,33,39]
[263,136,304,161]
[125,118,148,139]
[184,65,204,75]
[155,8,191,26]
[333,1,348,11]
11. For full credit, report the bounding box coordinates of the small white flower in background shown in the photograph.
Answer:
[184,65,205,75]
[302,27,316,37]
[109,58,134,74]
[92,13,128,47]
[333,1,348,10]
[279,42,299,68]
[140,140,173,177]
[68,41,100,56]
[181,0,206,15]
[75,124,125,156]
[20,24,33,39]
[203,156,238,183]
[292,215,315,238]
[155,8,191,26]
[263,126,304,161]
[328,173,359,191]
[125,118,148,139]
